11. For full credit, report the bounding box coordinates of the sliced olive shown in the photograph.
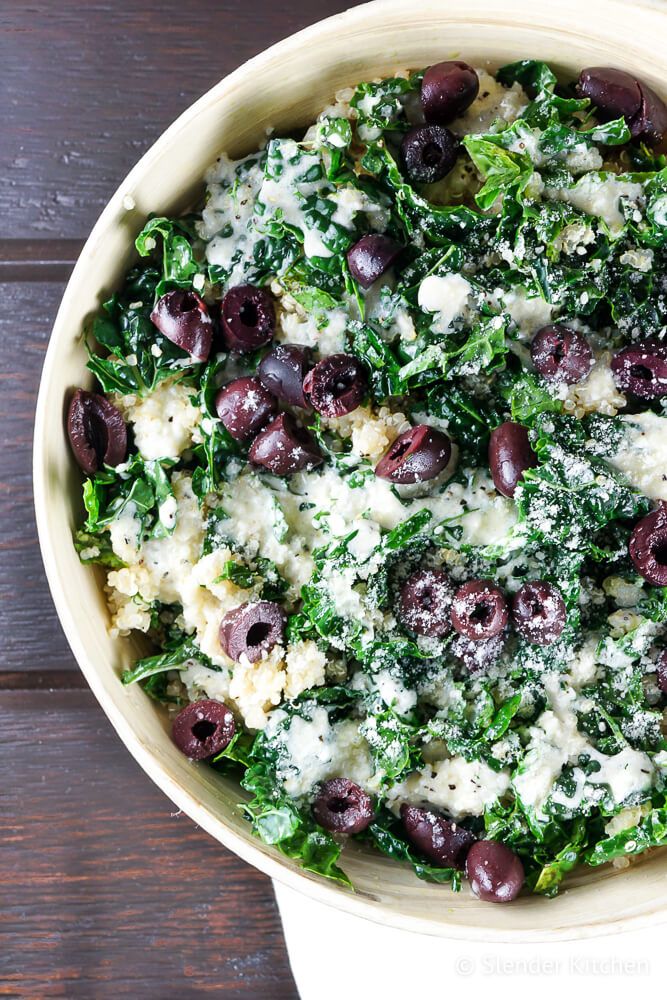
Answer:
[531,324,593,384]
[629,508,667,585]
[611,342,667,400]
[398,569,453,638]
[214,376,276,441]
[67,388,127,476]
[451,580,508,641]
[172,699,235,760]
[248,413,323,475]
[312,778,373,834]
[512,581,566,645]
[302,354,367,417]
[219,601,286,662]
[220,284,275,352]
[401,125,458,184]
[375,425,452,484]
[150,289,213,362]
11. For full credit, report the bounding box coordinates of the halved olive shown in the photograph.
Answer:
[302,354,367,417]
[488,422,537,498]
[150,289,213,362]
[312,778,373,834]
[219,601,286,662]
[465,840,525,903]
[347,234,402,288]
[172,699,235,760]
[400,125,458,184]
[401,804,475,869]
[67,389,127,476]
[220,284,275,352]
[375,425,452,484]
[248,413,323,475]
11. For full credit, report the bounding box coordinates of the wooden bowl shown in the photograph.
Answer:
[34,0,667,940]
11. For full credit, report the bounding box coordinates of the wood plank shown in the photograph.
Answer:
[0,282,89,673]
[1,4,359,992]
[0,670,86,690]
[0,0,353,240]
[0,239,83,281]
[0,689,297,998]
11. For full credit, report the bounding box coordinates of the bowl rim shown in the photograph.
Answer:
[33,0,667,942]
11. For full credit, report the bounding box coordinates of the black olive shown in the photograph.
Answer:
[401,803,475,869]
[465,840,525,903]
[451,580,508,641]
[67,389,127,476]
[577,67,643,124]
[577,67,667,146]
[347,234,402,288]
[531,324,593,384]
[258,344,312,408]
[629,508,667,585]
[611,342,667,400]
[248,413,323,475]
[302,354,367,417]
[220,284,275,352]
[398,569,453,638]
[488,422,537,498]
[219,601,286,662]
[150,289,213,362]
[375,425,452,484]
[214,376,276,441]
[312,778,373,834]
[172,699,235,760]
[400,125,458,184]
[512,581,566,645]
[420,60,479,124]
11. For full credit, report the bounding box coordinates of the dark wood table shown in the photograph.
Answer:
[0,3,356,995]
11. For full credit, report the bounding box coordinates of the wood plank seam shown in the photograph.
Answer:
[0,239,83,281]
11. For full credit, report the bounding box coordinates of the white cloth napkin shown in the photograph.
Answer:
[274,881,665,997]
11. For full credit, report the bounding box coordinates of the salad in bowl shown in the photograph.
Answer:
[67,57,667,904]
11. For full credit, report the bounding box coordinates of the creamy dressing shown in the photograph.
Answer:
[513,674,654,819]
[609,412,667,500]
[86,60,667,883]
[547,173,644,235]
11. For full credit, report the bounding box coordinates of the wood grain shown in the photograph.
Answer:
[0,0,352,239]
[0,240,82,281]
[0,690,297,999]
[0,0,356,993]
[0,283,79,673]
